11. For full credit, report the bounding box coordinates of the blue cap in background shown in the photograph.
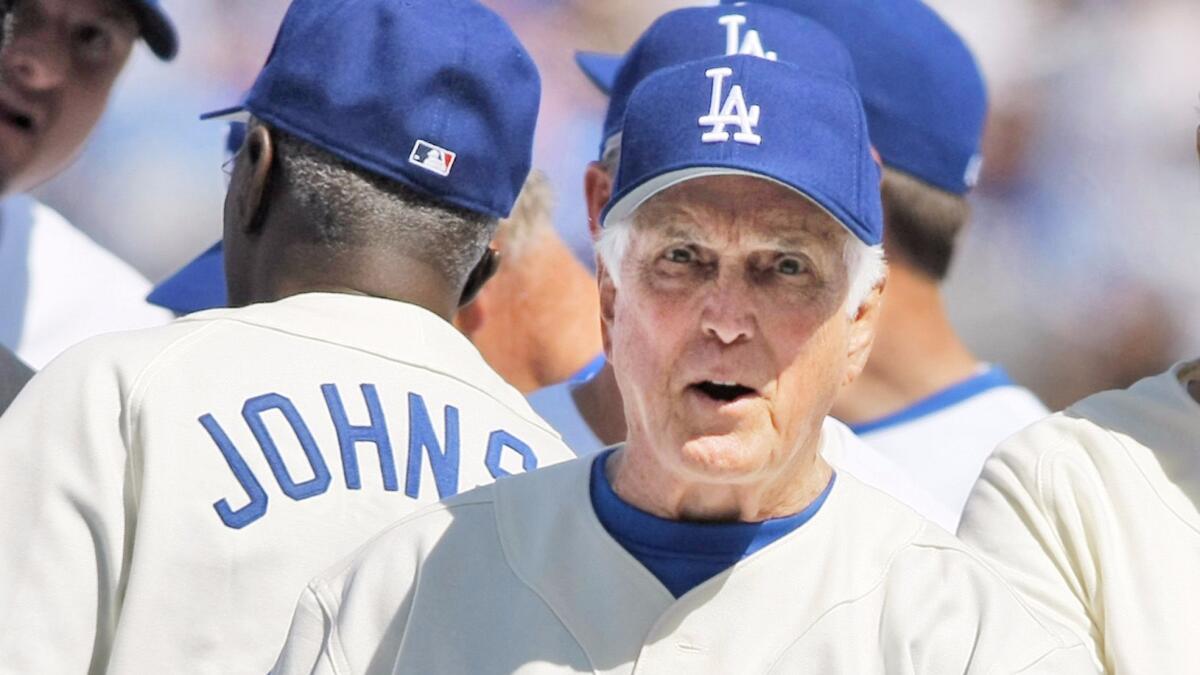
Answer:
[147,242,226,315]
[202,0,542,219]
[721,0,987,194]
[127,0,178,60]
[603,55,882,247]
[577,4,856,159]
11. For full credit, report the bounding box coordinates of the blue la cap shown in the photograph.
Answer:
[721,0,987,194]
[201,0,541,219]
[603,55,882,247]
[574,4,857,158]
[127,0,178,60]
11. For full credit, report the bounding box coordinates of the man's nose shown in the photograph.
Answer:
[3,31,69,92]
[699,274,756,345]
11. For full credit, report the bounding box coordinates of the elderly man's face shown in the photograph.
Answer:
[601,176,877,484]
[0,0,137,195]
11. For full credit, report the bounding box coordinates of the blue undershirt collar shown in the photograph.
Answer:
[589,449,835,598]
[848,365,1015,435]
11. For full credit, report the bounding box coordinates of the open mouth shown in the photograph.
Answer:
[0,100,36,134]
[690,380,758,403]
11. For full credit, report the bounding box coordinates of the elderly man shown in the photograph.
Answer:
[272,55,1095,674]
[0,0,174,368]
[531,3,954,528]
[558,0,1048,526]
[0,0,573,672]
[957,130,1200,673]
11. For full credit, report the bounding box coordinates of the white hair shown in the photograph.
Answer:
[596,215,885,317]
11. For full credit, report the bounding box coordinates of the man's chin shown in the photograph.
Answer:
[674,432,768,479]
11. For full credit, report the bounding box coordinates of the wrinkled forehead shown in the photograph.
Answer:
[629,175,848,250]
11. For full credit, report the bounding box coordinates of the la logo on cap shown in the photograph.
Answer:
[409,140,457,177]
[699,66,761,146]
[719,14,776,61]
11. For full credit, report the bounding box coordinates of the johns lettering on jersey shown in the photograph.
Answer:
[202,382,539,529]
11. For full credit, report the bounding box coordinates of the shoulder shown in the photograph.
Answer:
[880,523,1094,669]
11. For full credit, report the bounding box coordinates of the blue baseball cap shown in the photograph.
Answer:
[577,4,857,159]
[127,0,178,61]
[202,0,541,219]
[603,55,883,247]
[721,0,987,194]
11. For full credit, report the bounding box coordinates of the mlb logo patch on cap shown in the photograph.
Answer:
[409,140,457,178]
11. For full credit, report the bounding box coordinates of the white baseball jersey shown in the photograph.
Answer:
[958,360,1200,674]
[0,292,575,675]
[0,195,172,367]
[850,365,1049,528]
[529,382,957,530]
[272,429,1096,675]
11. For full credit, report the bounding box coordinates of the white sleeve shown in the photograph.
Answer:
[0,342,133,673]
[960,412,1200,675]
[271,586,343,675]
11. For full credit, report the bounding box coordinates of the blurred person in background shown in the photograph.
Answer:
[0,0,575,671]
[0,0,175,369]
[454,169,602,394]
[957,122,1200,675]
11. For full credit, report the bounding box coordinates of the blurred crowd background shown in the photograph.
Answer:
[32,0,1200,410]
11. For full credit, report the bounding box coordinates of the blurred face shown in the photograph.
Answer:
[601,176,877,485]
[0,0,136,194]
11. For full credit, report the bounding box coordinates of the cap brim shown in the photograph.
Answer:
[146,242,228,315]
[199,105,250,122]
[574,51,622,94]
[602,167,858,242]
[129,1,178,61]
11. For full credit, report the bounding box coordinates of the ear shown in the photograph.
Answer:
[453,292,486,338]
[584,162,613,242]
[230,124,276,236]
[844,275,887,386]
[597,255,618,360]
[458,247,500,308]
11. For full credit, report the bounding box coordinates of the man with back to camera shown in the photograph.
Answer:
[150,160,604,396]
[956,128,1200,673]
[0,0,574,671]
[272,53,1097,674]
[0,0,174,369]
[531,3,955,528]
[544,0,1049,527]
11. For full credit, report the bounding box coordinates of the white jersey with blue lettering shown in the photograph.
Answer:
[0,292,574,675]
[849,365,1049,528]
[529,379,957,530]
[0,195,172,367]
[271,443,1097,674]
[958,360,1200,674]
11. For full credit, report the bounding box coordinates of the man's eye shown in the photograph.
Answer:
[75,24,113,60]
[665,247,694,264]
[777,257,808,276]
